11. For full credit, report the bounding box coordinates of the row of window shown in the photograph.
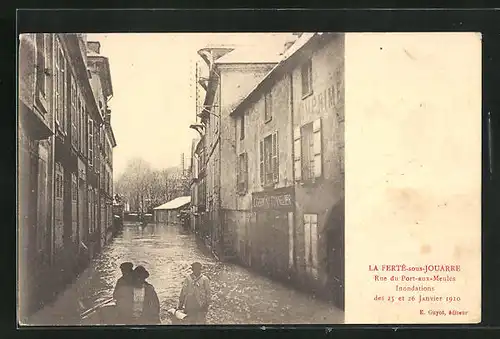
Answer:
[237,117,323,193]
[35,34,104,170]
[235,58,322,192]
[239,59,313,141]
[54,161,107,238]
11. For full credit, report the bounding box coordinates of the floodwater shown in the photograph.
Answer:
[26,223,344,326]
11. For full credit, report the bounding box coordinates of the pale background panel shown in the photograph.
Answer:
[345,33,481,324]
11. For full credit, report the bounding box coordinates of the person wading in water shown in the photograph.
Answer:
[177,262,211,324]
[130,266,161,324]
[113,262,135,323]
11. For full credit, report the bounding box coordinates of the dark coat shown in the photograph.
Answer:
[114,279,160,324]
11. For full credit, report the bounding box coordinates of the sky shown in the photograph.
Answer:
[87,33,294,179]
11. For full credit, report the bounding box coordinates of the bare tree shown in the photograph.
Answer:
[114,158,192,212]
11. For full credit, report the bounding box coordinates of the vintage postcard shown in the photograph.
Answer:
[17,32,481,326]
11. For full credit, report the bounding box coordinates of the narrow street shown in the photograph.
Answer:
[27,223,344,325]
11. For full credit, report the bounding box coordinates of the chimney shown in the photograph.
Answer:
[87,41,101,54]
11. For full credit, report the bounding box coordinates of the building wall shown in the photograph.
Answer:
[219,64,276,212]
[18,33,116,319]
[291,35,345,297]
[232,73,294,277]
[18,35,56,317]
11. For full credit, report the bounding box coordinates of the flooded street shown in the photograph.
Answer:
[27,223,344,326]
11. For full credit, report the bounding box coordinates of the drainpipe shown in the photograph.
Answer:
[49,35,56,268]
[289,72,297,273]
[217,70,222,258]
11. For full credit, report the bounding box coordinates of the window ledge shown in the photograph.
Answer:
[262,183,276,190]
[297,176,324,185]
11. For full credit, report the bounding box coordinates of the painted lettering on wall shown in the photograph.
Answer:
[252,187,295,211]
[300,80,342,116]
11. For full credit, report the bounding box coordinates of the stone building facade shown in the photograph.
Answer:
[193,45,278,257]
[17,33,116,320]
[229,33,345,309]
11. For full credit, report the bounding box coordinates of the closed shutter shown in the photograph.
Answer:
[60,50,66,133]
[236,154,241,192]
[37,157,48,254]
[244,152,249,191]
[55,163,64,249]
[293,126,301,181]
[310,214,318,278]
[71,173,77,242]
[88,118,93,166]
[272,132,279,183]
[71,77,77,146]
[259,141,264,185]
[304,214,311,272]
[53,39,60,126]
[313,118,322,178]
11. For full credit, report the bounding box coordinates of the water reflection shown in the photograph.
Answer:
[67,223,217,324]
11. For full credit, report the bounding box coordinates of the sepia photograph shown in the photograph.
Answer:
[18,32,345,326]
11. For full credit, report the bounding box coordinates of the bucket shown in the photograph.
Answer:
[167,308,188,324]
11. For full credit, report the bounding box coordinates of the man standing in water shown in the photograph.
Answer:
[178,262,211,324]
[131,266,161,324]
[113,262,134,323]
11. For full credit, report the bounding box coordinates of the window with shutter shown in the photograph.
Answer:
[43,34,49,95]
[259,141,264,185]
[244,152,249,191]
[36,158,48,254]
[53,39,61,126]
[272,132,279,183]
[88,118,94,166]
[301,123,313,180]
[71,76,78,147]
[310,213,319,278]
[294,126,302,181]
[55,162,64,249]
[304,214,311,270]
[35,34,49,107]
[313,118,322,178]
[304,213,319,279]
[60,49,67,133]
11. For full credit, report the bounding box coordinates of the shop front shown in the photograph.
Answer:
[251,186,295,282]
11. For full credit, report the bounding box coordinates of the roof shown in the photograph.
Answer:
[214,44,286,64]
[87,54,113,98]
[153,196,191,210]
[229,33,319,117]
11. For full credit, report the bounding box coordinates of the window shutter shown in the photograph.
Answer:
[310,214,318,270]
[304,214,311,268]
[294,126,302,181]
[259,141,264,185]
[272,132,279,183]
[61,53,66,133]
[313,118,322,178]
[244,152,249,191]
[236,154,241,192]
[54,39,60,125]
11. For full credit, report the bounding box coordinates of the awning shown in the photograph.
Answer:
[153,196,191,210]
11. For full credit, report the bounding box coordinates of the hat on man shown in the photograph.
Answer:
[191,262,202,269]
[134,265,150,279]
[120,262,133,270]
